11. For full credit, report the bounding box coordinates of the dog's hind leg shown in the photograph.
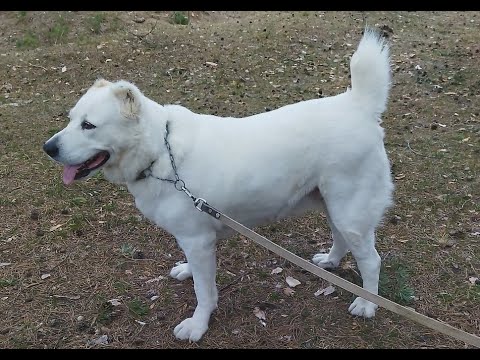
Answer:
[319,174,391,318]
[173,231,218,342]
[170,262,192,281]
[312,214,349,269]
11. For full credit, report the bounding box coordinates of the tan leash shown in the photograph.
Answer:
[194,199,480,348]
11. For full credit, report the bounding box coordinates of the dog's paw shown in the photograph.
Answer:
[174,317,208,342]
[312,253,338,269]
[348,297,378,318]
[170,262,192,281]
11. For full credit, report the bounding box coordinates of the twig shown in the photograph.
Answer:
[127,21,157,40]
[28,63,48,71]
[406,140,431,158]
[24,282,41,289]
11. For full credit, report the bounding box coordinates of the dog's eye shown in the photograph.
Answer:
[81,120,96,130]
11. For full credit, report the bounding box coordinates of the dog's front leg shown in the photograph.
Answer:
[173,232,218,342]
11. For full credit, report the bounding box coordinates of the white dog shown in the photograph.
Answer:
[43,28,393,342]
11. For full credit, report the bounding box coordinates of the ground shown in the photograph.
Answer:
[0,11,479,349]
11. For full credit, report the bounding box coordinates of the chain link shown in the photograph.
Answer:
[148,121,197,202]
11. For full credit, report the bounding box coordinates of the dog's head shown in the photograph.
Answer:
[43,79,143,185]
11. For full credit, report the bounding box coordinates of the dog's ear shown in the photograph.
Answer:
[111,81,142,120]
[93,78,111,88]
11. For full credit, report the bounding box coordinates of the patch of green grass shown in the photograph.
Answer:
[97,300,115,325]
[172,11,189,25]
[16,31,39,49]
[104,201,117,212]
[257,269,269,280]
[467,285,480,301]
[0,278,18,288]
[127,215,140,225]
[451,71,466,85]
[127,298,149,317]
[17,11,27,20]
[110,15,122,32]
[268,292,281,302]
[47,16,69,43]
[69,213,85,233]
[70,197,87,207]
[88,13,105,34]
[120,243,135,257]
[113,280,131,294]
[379,260,415,305]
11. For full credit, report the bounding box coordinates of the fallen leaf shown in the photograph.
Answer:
[49,223,65,232]
[205,61,218,67]
[271,267,283,275]
[150,295,159,301]
[395,174,406,180]
[315,285,336,296]
[469,277,478,285]
[89,334,108,346]
[285,276,301,288]
[108,299,121,306]
[145,276,165,284]
[461,137,470,143]
[135,320,146,326]
[41,273,51,280]
[283,287,295,296]
[61,66,67,73]
[0,263,12,267]
[253,306,266,321]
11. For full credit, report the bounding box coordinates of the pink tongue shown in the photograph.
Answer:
[63,165,82,185]
[87,153,106,169]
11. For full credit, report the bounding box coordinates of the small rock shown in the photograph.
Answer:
[146,289,157,298]
[49,318,60,327]
[132,338,145,345]
[449,230,465,239]
[77,316,84,322]
[0,328,10,335]
[36,229,45,237]
[30,209,39,221]
[25,296,33,303]
[88,334,108,346]
[133,250,144,259]
[61,208,70,215]
[389,215,402,224]
[430,123,438,130]
[133,17,145,23]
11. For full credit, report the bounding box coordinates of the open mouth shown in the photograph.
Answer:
[62,151,110,185]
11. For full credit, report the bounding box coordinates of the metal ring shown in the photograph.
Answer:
[174,179,186,191]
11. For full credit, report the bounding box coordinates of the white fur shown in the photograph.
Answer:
[44,29,393,342]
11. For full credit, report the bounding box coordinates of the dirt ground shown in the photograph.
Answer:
[0,11,479,349]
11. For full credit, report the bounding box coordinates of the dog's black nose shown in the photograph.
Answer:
[43,140,59,158]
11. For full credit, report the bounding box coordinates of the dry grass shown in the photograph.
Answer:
[0,11,479,348]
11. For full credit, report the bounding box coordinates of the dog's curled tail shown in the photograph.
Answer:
[350,27,391,120]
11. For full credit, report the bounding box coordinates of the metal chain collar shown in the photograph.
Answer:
[146,121,206,210]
